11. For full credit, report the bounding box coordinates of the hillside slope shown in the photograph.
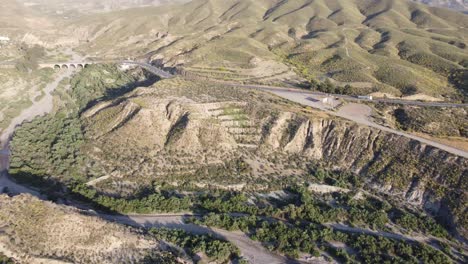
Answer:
[9,76,467,240]
[0,194,177,264]
[64,0,468,100]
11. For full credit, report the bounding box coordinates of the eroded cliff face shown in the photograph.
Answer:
[79,81,466,238]
[262,113,466,238]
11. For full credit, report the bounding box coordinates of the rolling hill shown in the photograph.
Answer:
[0,194,179,263]
[59,0,468,101]
[1,1,467,263]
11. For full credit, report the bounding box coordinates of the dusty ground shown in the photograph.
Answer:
[102,214,300,264]
[412,132,468,152]
[0,69,74,147]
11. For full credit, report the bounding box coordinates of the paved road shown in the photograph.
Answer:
[120,61,174,79]
[221,82,468,108]
[0,66,464,263]
[270,91,468,158]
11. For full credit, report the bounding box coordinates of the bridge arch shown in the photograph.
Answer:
[54,65,61,70]
[77,64,84,69]
[70,64,76,69]
[61,64,68,69]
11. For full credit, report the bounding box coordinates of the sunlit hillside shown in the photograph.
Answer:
[60,0,468,100]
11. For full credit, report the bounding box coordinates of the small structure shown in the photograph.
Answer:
[322,97,334,104]
[357,95,373,100]
[0,36,10,43]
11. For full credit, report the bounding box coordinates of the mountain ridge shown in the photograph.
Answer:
[56,0,468,100]
[414,0,468,11]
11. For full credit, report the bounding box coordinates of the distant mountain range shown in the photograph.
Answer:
[414,0,468,11]
[17,0,189,14]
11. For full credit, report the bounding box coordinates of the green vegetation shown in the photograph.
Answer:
[392,106,467,137]
[7,64,465,263]
[9,114,85,182]
[448,69,468,101]
[195,186,449,239]
[392,210,449,238]
[69,64,147,111]
[189,213,451,263]
[14,44,46,72]
[9,64,145,182]
[186,185,453,262]
[274,49,370,96]
[71,183,192,214]
[0,253,14,264]
[149,228,241,263]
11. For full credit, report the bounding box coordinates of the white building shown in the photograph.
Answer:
[0,36,10,43]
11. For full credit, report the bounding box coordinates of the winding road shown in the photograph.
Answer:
[221,82,468,108]
[0,56,466,263]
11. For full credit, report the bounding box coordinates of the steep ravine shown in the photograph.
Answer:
[80,86,467,240]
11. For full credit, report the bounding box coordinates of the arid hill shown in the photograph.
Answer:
[0,194,179,264]
[56,0,468,100]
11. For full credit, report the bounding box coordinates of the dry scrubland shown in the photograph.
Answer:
[371,103,468,150]
[0,0,467,262]
[0,194,179,264]
[8,64,467,241]
[3,61,466,262]
[2,0,468,99]
[55,0,468,99]
[0,68,54,132]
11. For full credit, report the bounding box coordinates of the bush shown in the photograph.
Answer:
[149,227,240,263]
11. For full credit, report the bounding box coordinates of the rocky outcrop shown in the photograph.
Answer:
[264,114,467,238]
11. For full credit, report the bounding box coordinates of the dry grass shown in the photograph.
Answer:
[0,194,166,264]
[412,132,468,152]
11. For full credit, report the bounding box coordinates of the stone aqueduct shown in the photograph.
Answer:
[38,62,95,69]
[37,61,174,79]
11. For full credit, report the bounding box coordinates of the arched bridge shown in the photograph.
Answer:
[38,62,94,69]
[38,61,174,79]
